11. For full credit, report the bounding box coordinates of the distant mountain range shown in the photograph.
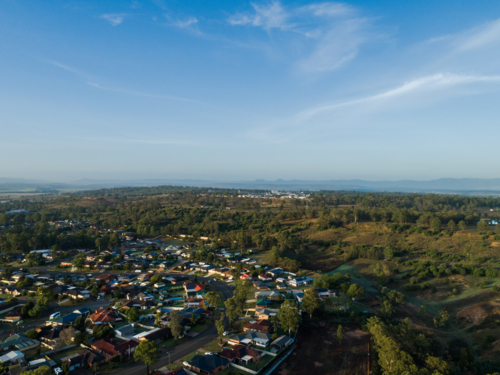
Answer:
[3,177,500,194]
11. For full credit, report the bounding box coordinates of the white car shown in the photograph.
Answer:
[54,367,64,375]
[223,331,229,336]
[183,361,190,367]
[205,352,213,355]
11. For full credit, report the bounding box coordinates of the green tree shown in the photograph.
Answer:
[23,366,52,375]
[380,300,394,317]
[458,220,467,231]
[61,363,70,375]
[337,324,344,344]
[127,307,140,324]
[301,289,320,318]
[206,291,222,308]
[216,313,225,343]
[150,274,162,284]
[346,284,365,300]
[431,217,442,233]
[433,309,449,327]
[190,313,196,327]
[72,253,86,269]
[447,220,456,232]
[478,220,489,232]
[224,296,242,325]
[90,286,99,299]
[134,340,160,375]
[278,299,300,335]
[425,356,450,375]
[170,311,183,343]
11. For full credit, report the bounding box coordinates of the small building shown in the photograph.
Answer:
[271,335,294,351]
[91,338,138,359]
[243,319,272,334]
[220,345,262,365]
[188,355,229,375]
[115,324,135,338]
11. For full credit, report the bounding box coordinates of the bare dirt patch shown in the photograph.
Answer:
[275,323,370,375]
[456,305,488,325]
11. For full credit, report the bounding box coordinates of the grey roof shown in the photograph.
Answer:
[271,335,293,347]
[0,334,40,349]
[189,354,228,373]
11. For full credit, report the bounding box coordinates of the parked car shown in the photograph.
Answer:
[223,331,229,336]
[183,362,190,367]
[54,367,64,375]
[205,352,213,355]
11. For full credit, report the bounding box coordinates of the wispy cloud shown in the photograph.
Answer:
[228,2,290,30]
[297,73,500,120]
[100,13,127,26]
[41,59,200,103]
[173,17,198,28]
[227,1,376,73]
[456,18,500,51]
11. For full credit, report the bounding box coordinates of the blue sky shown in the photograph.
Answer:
[1,0,500,182]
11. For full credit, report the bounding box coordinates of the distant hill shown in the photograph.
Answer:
[3,177,500,194]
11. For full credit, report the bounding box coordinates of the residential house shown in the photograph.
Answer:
[61,350,106,371]
[122,299,152,310]
[258,275,272,282]
[137,292,154,301]
[184,283,206,297]
[243,319,272,334]
[271,335,294,351]
[91,338,138,359]
[287,276,313,287]
[178,307,205,322]
[253,281,270,290]
[228,330,272,347]
[4,286,22,297]
[255,299,270,309]
[266,268,283,278]
[254,291,281,300]
[0,350,24,365]
[187,355,229,375]
[314,288,336,298]
[185,298,205,308]
[254,308,278,320]
[115,324,135,338]
[221,345,262,365]
[60,261,72,267]
[0,334,40,352]
[37,326,62,350]
[138,327,172,343]
[95,274,117,283]
[88,308,120,325]
[5,306,23,323]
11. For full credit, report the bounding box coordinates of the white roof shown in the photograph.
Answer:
[0,350,24,363]
[29,358,48,366]
[133,328,159,340]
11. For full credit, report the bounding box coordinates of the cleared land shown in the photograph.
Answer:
[275,323,370,375]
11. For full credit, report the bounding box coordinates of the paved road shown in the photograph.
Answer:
[119,278,233,375]
[12,266,235,375]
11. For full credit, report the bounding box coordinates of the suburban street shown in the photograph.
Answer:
[10,265,234,375]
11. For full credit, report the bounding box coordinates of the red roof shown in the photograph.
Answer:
[89,308,119,323]
[91,338,138,357]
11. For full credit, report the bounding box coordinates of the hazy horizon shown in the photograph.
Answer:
[2,0,500,181]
